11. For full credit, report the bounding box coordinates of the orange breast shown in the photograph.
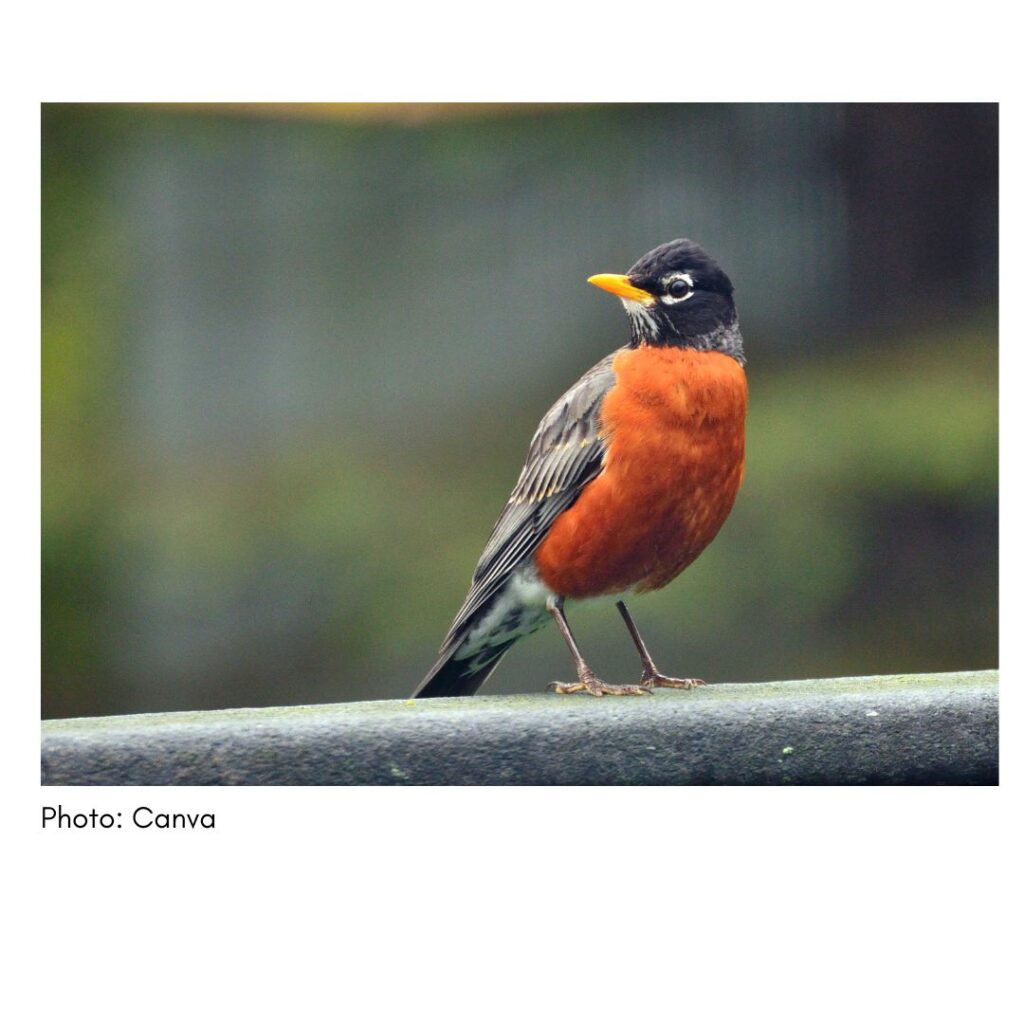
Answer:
[534,346,747,598]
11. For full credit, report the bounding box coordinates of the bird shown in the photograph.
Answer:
[413,238,747,698]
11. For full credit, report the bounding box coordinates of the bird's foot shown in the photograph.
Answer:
[640,671,704,690]
[548,673,651,697]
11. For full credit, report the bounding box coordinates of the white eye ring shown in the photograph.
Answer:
[661,272,695,305]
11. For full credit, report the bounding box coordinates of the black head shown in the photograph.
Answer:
[589,238,744,363]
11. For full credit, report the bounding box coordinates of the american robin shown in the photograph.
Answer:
[414,238,747,698]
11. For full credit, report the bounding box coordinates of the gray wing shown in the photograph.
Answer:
[441,351,619,648]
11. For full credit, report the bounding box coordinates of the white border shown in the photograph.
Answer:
[5,2,1018,1018]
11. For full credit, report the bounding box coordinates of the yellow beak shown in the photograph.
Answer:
[587,273,655,304]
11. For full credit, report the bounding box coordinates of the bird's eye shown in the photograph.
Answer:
[663,275,694,302]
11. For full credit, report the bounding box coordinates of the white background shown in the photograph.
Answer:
[5,3,1019,1021]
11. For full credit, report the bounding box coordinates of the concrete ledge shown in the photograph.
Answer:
[41,671,997,785]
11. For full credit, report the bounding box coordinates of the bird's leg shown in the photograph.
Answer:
[616,601,704,690]
[546,597,650,696]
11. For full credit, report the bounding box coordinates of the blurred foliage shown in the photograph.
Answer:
[41,103,997,717]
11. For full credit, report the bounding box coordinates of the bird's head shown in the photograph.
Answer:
[588,238,744,363]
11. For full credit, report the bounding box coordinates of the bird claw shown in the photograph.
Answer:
[548,678,652,697]
[640,673,704,690]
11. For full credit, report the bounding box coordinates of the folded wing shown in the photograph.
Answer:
[441,350,620,650]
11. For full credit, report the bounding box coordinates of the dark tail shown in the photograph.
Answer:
[412,641,516,698]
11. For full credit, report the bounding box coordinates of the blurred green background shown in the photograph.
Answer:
[41,103,997,718]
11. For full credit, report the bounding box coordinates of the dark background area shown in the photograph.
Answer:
[41,102,997,718]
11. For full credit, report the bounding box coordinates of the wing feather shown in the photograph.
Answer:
[440,351,620,649]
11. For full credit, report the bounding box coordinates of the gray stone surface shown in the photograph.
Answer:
[41,671,998,786]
